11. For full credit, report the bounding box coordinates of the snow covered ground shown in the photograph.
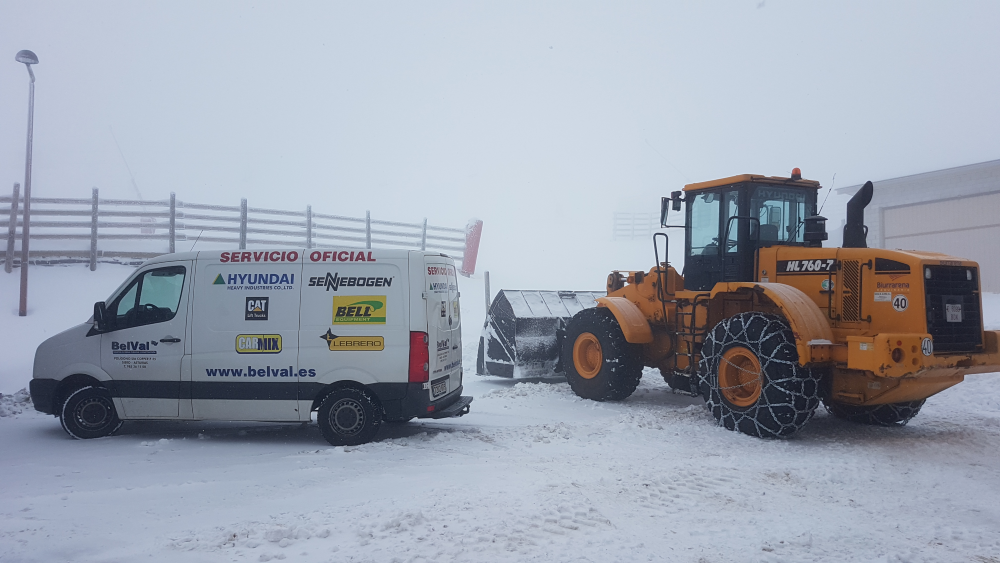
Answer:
[3,264,1000,562]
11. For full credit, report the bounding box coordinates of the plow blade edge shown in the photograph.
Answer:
[476,290,604,378]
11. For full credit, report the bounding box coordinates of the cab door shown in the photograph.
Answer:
[424,259,462,400]
[100,263,191,418]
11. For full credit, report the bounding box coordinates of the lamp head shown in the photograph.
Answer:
[15,50,38,65]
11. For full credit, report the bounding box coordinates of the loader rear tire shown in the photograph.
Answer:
[823,399,925,427]
[562,307,643,401]
[700,312,820,438]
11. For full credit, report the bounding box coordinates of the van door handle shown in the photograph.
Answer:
[160,337,181,343]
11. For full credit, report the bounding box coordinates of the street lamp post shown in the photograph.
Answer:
[16,50,38,317]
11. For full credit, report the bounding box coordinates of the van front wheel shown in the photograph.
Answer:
[60,386,123,439]
[318,388,383,446]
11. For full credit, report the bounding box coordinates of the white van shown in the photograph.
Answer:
[29,249,471,446]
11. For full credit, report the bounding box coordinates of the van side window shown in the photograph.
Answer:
[108,266,186,330]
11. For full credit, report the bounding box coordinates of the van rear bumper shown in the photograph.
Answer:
[29,379,59,415]
[394,383,471,420]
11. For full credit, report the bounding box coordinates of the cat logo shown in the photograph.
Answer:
[235,334,282,354]
[332,295,387,324]
[319,329,384,351]
[245,297,269,321]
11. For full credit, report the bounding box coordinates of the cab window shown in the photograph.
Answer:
[108,266,186,330]
[750,187,807,244]
[689,192,721,256]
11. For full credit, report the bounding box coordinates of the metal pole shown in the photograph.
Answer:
[89,188,98,271]
[18,59,36,317]
[484,270,491,312]
[5,183,19,274]
[420,218,427,251]
[306,205,312,249]
[365,210,371,249]
[169,192,176,253]
[239,198,247,249]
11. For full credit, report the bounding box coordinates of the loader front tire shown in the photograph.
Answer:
[562,307,643,401]
[823,399,925,427]
[700,312,820,438]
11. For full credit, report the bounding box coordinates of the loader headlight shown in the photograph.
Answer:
[925,267,931,279]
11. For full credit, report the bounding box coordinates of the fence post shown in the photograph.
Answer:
[240,198,247,249]
[484,270,491,311]
[306,205,312,249]
[420,218,427,251]
[365,211,371,249]
[5,183,19,274]
[90,188,98,271]
[169,192,176,254]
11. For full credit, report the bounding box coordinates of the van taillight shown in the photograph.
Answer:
[408,332,429,383]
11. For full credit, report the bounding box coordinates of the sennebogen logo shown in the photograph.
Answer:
[235,334,282,354]
[332,296,386,324]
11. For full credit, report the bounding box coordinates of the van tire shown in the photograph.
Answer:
[60,386,124,440]
[562,307,643,401]
[318,387,383,446]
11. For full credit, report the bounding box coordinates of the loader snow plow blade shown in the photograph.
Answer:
[477,290,604,378]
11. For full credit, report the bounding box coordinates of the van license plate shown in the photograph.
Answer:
[431,377,448,398]
[946,304,963,323]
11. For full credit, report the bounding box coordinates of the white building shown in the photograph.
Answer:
[838,159,1000,292]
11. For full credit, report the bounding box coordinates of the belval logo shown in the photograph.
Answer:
[308,273,394,291]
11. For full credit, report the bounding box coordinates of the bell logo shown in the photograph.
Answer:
[332,296,387,324]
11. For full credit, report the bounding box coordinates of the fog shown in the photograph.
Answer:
[1,1,998,292]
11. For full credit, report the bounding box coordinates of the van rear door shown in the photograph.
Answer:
[424,259,462,401]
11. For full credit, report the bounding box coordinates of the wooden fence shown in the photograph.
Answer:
[2,185,483,275]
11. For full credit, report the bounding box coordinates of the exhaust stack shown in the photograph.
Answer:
[843,180,873,248]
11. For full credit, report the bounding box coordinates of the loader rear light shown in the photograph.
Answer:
[408,331,430,383]
[891,347,904,363]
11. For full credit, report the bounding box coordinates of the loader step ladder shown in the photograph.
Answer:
[671,294,711,394]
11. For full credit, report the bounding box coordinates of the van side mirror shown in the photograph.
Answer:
[671,191,683,212]
[94,301,110,332]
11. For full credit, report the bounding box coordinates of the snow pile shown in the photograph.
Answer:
[0,388,31,418]
[2,265,1000,562]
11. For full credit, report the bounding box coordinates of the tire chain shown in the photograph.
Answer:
[699,312,820,438]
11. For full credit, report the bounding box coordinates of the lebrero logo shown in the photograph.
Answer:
[235,334,282,354]
[332,295,386,324]
[319,329,385,351]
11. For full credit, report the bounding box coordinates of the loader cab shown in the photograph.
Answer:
[682,174,821,291]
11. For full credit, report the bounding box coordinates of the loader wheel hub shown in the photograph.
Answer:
[718,347,762,407]
[573,333,603,380]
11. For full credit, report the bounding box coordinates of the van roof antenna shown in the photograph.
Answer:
[188,229,204,251]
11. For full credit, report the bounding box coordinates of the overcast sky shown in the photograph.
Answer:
[1,1,998,288]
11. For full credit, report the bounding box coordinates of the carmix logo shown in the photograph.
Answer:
[235,334,283,354]
[333,295,386,324]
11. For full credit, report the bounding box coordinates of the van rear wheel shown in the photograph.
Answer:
[60,386,123,440]
[318,388,383,446]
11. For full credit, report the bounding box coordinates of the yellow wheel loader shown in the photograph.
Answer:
[477,169,1000,437]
